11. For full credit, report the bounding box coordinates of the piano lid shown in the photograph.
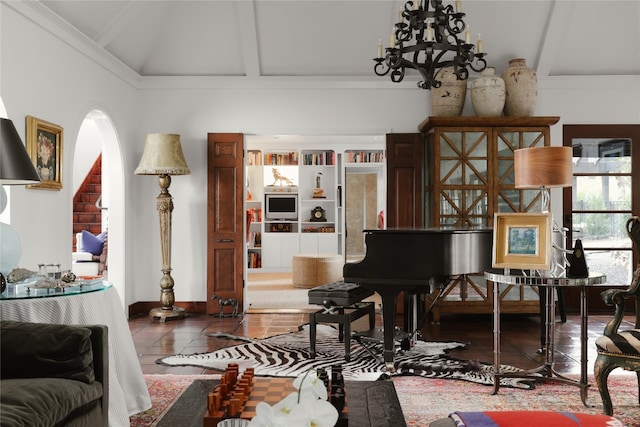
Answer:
[343,227,493,285]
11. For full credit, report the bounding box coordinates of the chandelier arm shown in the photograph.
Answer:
[373,0,486,90]
[469,56,488,72]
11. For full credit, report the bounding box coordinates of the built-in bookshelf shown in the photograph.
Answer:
[244,142,385,271]
[246,151,264,270]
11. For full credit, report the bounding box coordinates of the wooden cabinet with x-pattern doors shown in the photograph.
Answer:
[417,116,560,320]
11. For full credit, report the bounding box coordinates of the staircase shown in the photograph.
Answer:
[73,154,102,251]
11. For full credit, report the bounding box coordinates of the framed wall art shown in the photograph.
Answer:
[26,115,63,190]
[492,212,552,270]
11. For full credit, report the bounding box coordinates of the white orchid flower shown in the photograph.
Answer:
[293,370,328,401]
[249,369,339,427]
[287,399,339,427]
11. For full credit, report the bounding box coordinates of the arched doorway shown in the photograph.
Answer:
[73,110,126,309]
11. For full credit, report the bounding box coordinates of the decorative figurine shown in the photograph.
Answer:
[313,172,325,198]
[211,294,239,317]
[271,168,294,186]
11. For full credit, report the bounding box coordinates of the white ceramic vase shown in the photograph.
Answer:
[470,67,505,117]
[430,67,467,117]
[502,58,537,116]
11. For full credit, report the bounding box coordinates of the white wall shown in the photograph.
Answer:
[2,2,639,309]
[1,3,139,307]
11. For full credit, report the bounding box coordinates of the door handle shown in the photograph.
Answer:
[218,239,233,243]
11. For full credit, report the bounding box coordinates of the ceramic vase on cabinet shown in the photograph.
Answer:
[430,67,467,117]
[502,58,537,116]
[470,67,505,117]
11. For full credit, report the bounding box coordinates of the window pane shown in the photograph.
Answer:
[572,213,633,247]
[584,249,633,286]
[572,138,631,174]
[573,176,632,210]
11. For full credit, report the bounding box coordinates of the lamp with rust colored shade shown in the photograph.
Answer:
[135,133,190,321]
[514,146,573,213]
[514,145,573,277]
[0,118,41,284]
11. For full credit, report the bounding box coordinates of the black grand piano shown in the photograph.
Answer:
[343,228,493,367]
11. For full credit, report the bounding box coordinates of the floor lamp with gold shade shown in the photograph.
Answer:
[135,134,191,321]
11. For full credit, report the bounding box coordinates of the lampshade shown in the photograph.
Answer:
[134,134,191,176]
[0,117,41,278]
[0,118,41,184]
[514,146,572,189]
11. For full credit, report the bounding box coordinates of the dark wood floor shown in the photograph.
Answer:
[128,309,625,377]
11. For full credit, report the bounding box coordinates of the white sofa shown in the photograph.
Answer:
[72,231,107,277]
[71,251,100,277]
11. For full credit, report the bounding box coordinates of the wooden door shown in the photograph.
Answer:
[385,133,424,228]
[207,133,245,314]
[385,133,423,321]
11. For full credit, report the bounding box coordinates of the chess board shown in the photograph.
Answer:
[204,364,348,427]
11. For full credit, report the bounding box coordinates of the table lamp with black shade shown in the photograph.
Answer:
[134,133,191,321]
[0,118,42,291]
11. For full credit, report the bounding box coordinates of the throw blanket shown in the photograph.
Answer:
[450,411,624,427]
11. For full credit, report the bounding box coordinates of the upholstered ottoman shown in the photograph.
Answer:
[429,411,622,427]
[292,254,343,288]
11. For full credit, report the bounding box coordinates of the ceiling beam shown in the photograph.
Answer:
[235,0,260,78]
[94,1,150,48]
[537,0,574,77]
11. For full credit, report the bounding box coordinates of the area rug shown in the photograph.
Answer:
[130,374,639,427]
[157,324,535,389]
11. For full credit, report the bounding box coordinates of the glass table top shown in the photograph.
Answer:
[1,277,110,300]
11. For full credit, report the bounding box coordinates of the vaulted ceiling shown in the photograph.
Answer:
[33,0,640,85]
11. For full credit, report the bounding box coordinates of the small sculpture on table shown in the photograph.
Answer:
[313,172,325,198]
[271,168,294,186]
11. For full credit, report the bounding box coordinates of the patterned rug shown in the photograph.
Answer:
[130,373,639,427]
[157,324,535,389]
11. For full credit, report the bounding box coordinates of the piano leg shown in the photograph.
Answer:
[378,289,401,370]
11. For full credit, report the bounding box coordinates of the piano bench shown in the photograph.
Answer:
[308,282,376,362]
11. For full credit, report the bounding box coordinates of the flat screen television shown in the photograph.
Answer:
[265,193,298,220]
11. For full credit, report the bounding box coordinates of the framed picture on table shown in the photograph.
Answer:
[26,115,63,190]
[492,212,552,270]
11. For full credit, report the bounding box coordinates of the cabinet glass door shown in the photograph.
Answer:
[436,130,489,226]
[495,129,547,214]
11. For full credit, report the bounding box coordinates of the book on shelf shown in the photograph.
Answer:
[302,151,335,165]
[247,151,263,165]
[247,231,261,248]
[264,152,298,165]
[246,208,262,223]
[247,251,261,268]
[345,151,384,163]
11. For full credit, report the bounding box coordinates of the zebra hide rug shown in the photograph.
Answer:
[157,324,536,389]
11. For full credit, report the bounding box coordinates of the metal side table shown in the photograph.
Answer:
[485,269,607,406]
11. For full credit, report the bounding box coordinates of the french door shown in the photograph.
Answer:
[563,125,640,310]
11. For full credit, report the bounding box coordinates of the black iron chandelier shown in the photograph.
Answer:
[374,0,487,89]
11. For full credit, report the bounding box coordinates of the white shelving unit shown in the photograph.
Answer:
[244,138,385,272]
